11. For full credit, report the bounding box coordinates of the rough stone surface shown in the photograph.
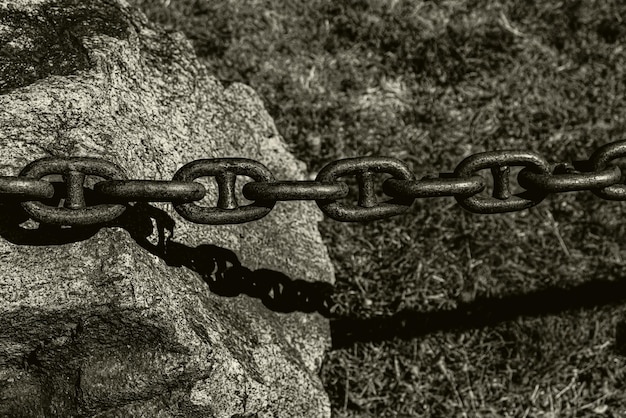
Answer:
[0,1,333,416]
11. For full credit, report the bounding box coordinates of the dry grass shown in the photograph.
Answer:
[133,0,626,416]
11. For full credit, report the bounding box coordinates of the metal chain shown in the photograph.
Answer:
[2,140,626,226]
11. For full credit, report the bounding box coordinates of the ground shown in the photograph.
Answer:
[133,0,626,416]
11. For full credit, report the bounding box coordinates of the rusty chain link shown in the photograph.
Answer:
[1,140,625,226]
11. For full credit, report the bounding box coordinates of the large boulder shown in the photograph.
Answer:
[0,1,334,416]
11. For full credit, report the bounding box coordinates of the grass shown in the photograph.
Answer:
[131,0,626,416]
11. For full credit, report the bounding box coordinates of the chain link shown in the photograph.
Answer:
[589,141,626,200]
[19,157,127,225]
[171,158,275,225]
[315,157,416,222]
[453,151,551,214]
[1,140,624,226]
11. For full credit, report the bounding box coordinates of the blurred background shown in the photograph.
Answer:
[131,1,626,416]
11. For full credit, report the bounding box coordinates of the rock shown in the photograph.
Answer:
[0,1,334,417]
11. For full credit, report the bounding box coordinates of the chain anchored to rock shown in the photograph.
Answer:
[2,141,626,226]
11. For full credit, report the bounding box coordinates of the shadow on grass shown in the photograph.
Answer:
[330,278,626,349]
[1,197,625,351]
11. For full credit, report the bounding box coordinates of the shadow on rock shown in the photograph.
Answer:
[0,196,335,316]
[113,202,336,316]
[0,183,102,245]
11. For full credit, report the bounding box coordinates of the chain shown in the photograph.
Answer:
[2,141,625,226]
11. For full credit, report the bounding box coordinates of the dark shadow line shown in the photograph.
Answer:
[331,273,626,349]
[1,196,625,350]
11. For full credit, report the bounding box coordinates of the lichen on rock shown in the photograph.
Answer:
[0,1,333,417]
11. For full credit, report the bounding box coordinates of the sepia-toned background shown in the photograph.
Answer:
[133,1,626,416]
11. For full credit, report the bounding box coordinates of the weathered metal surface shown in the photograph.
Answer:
[0,177,54,200]
[518,164,621,193]
[19,157,127,225]
[589,141,626,200]
[172,158,275,224]
[6,140,626,225]
[95,180,206,202]
[383,175,485,198]
[243,181,349,201]
[453,151,551,214]
[315,157,415,222]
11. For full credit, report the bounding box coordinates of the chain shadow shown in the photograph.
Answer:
[108,202,336,316]
[331,273,626,350]
[0,184,101,245]
[96,203,626,353]
[1,195,626,351]
[0,195,335,315]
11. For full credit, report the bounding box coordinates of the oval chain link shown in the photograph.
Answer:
[315,157,415,222]
[172,158,275,224]
[19,157,127,226]
[454,151,551,214]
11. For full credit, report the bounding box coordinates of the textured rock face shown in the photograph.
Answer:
[0,1,333,417]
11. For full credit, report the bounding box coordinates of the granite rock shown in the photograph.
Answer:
[0,0,333,416]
